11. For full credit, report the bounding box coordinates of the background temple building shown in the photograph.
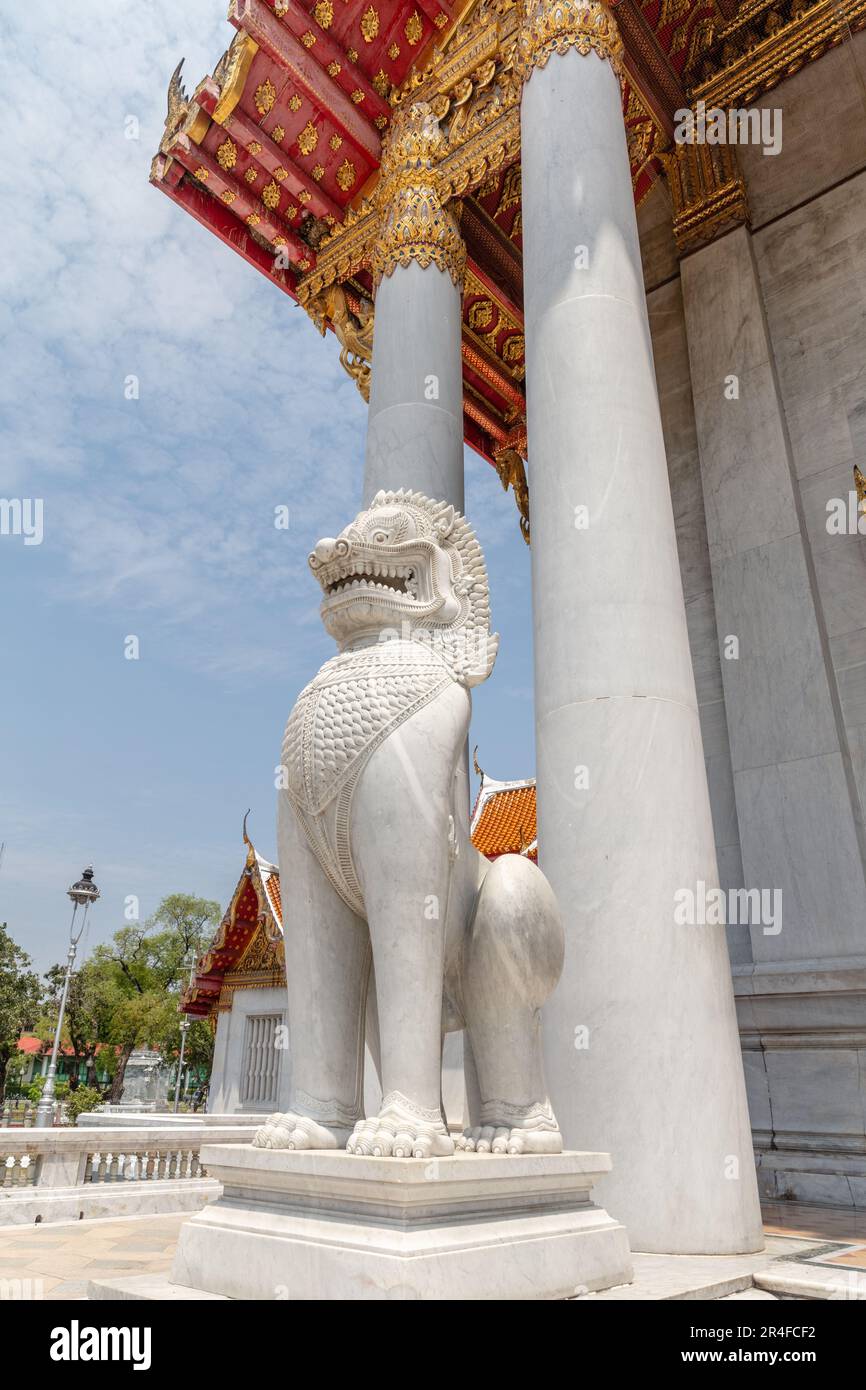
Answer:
[167,0,866,1215]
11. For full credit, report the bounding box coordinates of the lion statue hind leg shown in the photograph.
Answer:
[457,853,565,1155]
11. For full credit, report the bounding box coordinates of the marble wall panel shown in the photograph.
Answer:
[738,32,866,229]
[735,751,866,962]
[754,167,866,854]
[638,179,678,293]
[648,277,748,962]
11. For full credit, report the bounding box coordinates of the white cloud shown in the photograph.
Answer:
[0,0,369,681]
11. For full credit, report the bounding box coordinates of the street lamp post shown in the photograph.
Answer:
[173,960,196,1113]
[35,866,100,1129]
[173,1017,191,1113]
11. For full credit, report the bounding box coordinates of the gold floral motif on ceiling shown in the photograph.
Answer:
[216,137,238,171]
[336,158,357,190]
[298,120,319,155]
[255,77,277,115]
[361,6,379,41]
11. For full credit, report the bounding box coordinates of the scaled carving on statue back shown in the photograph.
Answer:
[254,491,565,1158]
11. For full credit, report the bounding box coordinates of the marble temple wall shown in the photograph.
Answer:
[638,30,866,1207]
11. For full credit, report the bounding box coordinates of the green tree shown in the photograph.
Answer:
[90,894,220,1102]
[0,923,41,1102]
[39,960,119,1088]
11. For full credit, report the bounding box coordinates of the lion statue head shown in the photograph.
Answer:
[308,490,499,686]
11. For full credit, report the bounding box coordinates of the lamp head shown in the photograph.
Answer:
[68,866,100,907]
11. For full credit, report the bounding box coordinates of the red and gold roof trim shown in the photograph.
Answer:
[153,0,864,534]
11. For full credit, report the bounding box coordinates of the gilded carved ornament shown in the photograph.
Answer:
[687,0,866,109]
[307,283,375,402]
[297,0,525,307]
[370,102,466,289]
[514,0,624,83]
[662,138,750,255]
[493,446,530,544]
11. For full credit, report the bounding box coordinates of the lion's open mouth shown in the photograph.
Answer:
[324,560,417,599]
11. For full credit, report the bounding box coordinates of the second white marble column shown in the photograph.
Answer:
[363,104,466,511]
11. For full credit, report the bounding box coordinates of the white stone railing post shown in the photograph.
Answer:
[0,1123,255,1226]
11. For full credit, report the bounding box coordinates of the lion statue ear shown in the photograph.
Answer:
[434,504,455,538]
[371,490,389,508]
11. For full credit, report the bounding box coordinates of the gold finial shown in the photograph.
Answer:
[473,745,485,779]
[855,465,866,513]
[242,809,255,867]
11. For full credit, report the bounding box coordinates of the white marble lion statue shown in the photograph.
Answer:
[254,489,564,1158]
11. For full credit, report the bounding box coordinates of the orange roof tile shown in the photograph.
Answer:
[471,782,537,860]
[263,871,282,927]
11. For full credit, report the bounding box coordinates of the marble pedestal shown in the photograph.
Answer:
[166,1144,632,1301]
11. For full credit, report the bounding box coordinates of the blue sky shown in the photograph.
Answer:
[0,1,534,974]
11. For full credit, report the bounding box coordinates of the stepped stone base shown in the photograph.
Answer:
[92,1144,633,1301]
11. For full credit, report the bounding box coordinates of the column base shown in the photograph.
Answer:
[133,1144,632,1300]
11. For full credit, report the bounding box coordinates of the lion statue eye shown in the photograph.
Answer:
[373,531,388,544]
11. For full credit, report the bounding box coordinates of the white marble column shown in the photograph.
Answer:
[518,0,763,1252]
[364,264,465,509]
[363,104,466,510]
